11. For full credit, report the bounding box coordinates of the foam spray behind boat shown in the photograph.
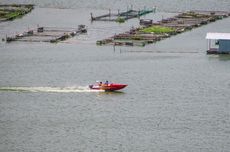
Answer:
[0,86,104,93]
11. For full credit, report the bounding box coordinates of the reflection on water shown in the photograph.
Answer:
[208,54,230,61]
[218,54,230,61]
[100,90,125,95]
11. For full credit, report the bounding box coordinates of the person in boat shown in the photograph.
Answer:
[104,80,109,85]
[99,82,102,86]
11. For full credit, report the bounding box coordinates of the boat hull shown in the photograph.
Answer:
[89,83,127,91]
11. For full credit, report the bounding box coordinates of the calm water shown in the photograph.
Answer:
[0,1,230,152]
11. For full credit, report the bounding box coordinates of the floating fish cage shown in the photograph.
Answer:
[5,25,87,43]
[96,10,230,47]
[91,7,156,22]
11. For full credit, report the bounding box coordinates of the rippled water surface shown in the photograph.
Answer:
[0,0,230,152]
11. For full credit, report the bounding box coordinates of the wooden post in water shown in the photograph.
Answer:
[109,9,111,20]
[90,12,93,21]
[153,6,156,13]
[113,44,115,52]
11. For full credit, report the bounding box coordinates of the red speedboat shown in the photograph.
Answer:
[89,82,127,91]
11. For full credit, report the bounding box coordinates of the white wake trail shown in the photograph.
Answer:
[0,86,104,93]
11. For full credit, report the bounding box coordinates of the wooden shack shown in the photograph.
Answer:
[206,33,230,54]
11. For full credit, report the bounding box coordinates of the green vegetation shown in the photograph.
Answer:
[5,11,22,19]
[0,4,34,21]
[140,25,175,34]
[116,17,125,23]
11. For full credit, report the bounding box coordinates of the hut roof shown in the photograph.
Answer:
[206,33,230,40]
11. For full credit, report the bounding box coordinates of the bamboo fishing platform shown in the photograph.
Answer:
[5,25,87,43]
[0,4,34,22]
[91,6,156,22]
[96,10,230,47]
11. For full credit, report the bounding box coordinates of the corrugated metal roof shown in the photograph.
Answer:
[206,33,230,40]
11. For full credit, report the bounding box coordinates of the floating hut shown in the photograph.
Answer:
[140,19,153,26]
[206,33,230,54]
